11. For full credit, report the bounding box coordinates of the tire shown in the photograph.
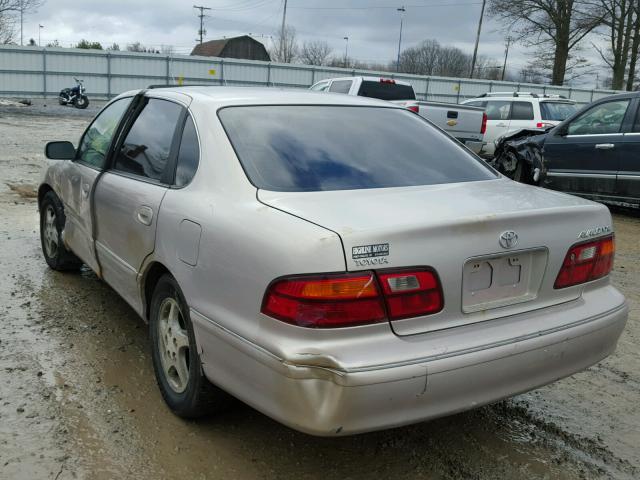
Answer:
[39,191,83,271]
[74,95,89,109]
[149,274,231,418]
[501,149,532,184]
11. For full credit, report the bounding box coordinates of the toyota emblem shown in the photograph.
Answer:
[499,231,518,249]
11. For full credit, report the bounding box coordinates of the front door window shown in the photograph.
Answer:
[76,98,131,169]
[567,100,630,135]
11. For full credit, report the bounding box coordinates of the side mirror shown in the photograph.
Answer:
[45,141,75,160]
[554,125,569,137]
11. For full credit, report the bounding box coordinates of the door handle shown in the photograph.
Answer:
[595,143,615,150]
[135,206,154,226]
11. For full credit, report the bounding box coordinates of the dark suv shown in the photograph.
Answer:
[542,92,640,208]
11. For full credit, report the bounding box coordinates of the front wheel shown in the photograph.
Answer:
[39,191,83,271]
[149,274,231,418]
[74,95,89,109]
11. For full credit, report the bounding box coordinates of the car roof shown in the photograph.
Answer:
[119,86,402,108]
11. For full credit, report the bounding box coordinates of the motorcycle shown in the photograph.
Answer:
[58,77,89,109]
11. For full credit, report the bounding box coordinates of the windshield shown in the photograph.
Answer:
[357,81,416,100]
[219,106,496,192]
[540,101,578,121]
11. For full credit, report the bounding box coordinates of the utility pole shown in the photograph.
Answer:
[279,0,288,61]
[193,5,211,44]
[343,36,349,68]
[501,36,511,81]
[470,0,486,79]
[396,6,406,72]
[38,24,43,47]
[20,0,23,46]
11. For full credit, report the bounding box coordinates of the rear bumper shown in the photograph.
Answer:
[192,289,627,436]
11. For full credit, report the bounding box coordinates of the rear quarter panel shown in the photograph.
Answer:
[150,101,347,346]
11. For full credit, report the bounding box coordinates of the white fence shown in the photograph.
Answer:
[0,45,621,104]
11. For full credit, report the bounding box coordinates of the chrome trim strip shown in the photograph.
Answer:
[565,133,624,138]
[547,172,616,178]
[617,174,640,181]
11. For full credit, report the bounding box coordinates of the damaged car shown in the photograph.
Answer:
[491,91,640,209]
[39,86,628,436]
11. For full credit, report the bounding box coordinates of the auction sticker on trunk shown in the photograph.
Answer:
[352,243,390,266]
[352,243,389,259]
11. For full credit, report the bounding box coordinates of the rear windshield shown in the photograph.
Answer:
[218,106,496,192]
[540,101,578,121]
[357,81,416,100]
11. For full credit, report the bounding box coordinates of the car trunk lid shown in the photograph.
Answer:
[258,179,611,335]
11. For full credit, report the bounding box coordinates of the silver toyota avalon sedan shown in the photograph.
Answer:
[39,87,628,436]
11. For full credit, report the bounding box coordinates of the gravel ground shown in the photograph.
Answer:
[0,102,638,480]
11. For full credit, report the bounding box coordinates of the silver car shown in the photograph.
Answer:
[39,87,628,436]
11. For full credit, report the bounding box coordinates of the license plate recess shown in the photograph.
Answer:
[462,248,547,313]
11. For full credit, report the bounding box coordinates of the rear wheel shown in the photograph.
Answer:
[149,274,231,418]
[39,191,82,271]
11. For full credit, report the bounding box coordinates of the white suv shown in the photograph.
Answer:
[462,92,579,157]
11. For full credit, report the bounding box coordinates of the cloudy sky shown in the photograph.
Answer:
[20,0,607,87]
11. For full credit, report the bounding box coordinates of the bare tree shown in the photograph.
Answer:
[0,0,43,45]
[625,2,640,89]
[488,0,604,85]
[397,40,493,78]
[160,44,175,55]
[594,0,638,89]
[269,25,298,63]
[299,40,332,66]
[127,42,159,54]
[0,10,14,43]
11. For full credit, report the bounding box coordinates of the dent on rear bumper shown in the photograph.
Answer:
[191,293,628,436]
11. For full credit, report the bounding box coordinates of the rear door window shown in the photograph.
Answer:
[511,101,534,120]
[310,81,329,92]
[219,105,496,192]
[485,101,511,120]
[113,98,183,182]
[328,80,353,94]
[357,81,416,100]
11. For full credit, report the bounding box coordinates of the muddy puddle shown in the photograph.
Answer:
[1,108,638,480]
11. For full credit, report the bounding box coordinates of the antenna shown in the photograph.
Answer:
[193,5,212,44]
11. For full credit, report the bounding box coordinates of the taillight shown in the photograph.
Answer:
[536,122,553,128]
[262,272,385,328]
[407,104,420,113]
[380,78,396,84]
[261,268,443,328]
[481,112,487,134]
[554,235,615,289]
[377,268,443,320]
